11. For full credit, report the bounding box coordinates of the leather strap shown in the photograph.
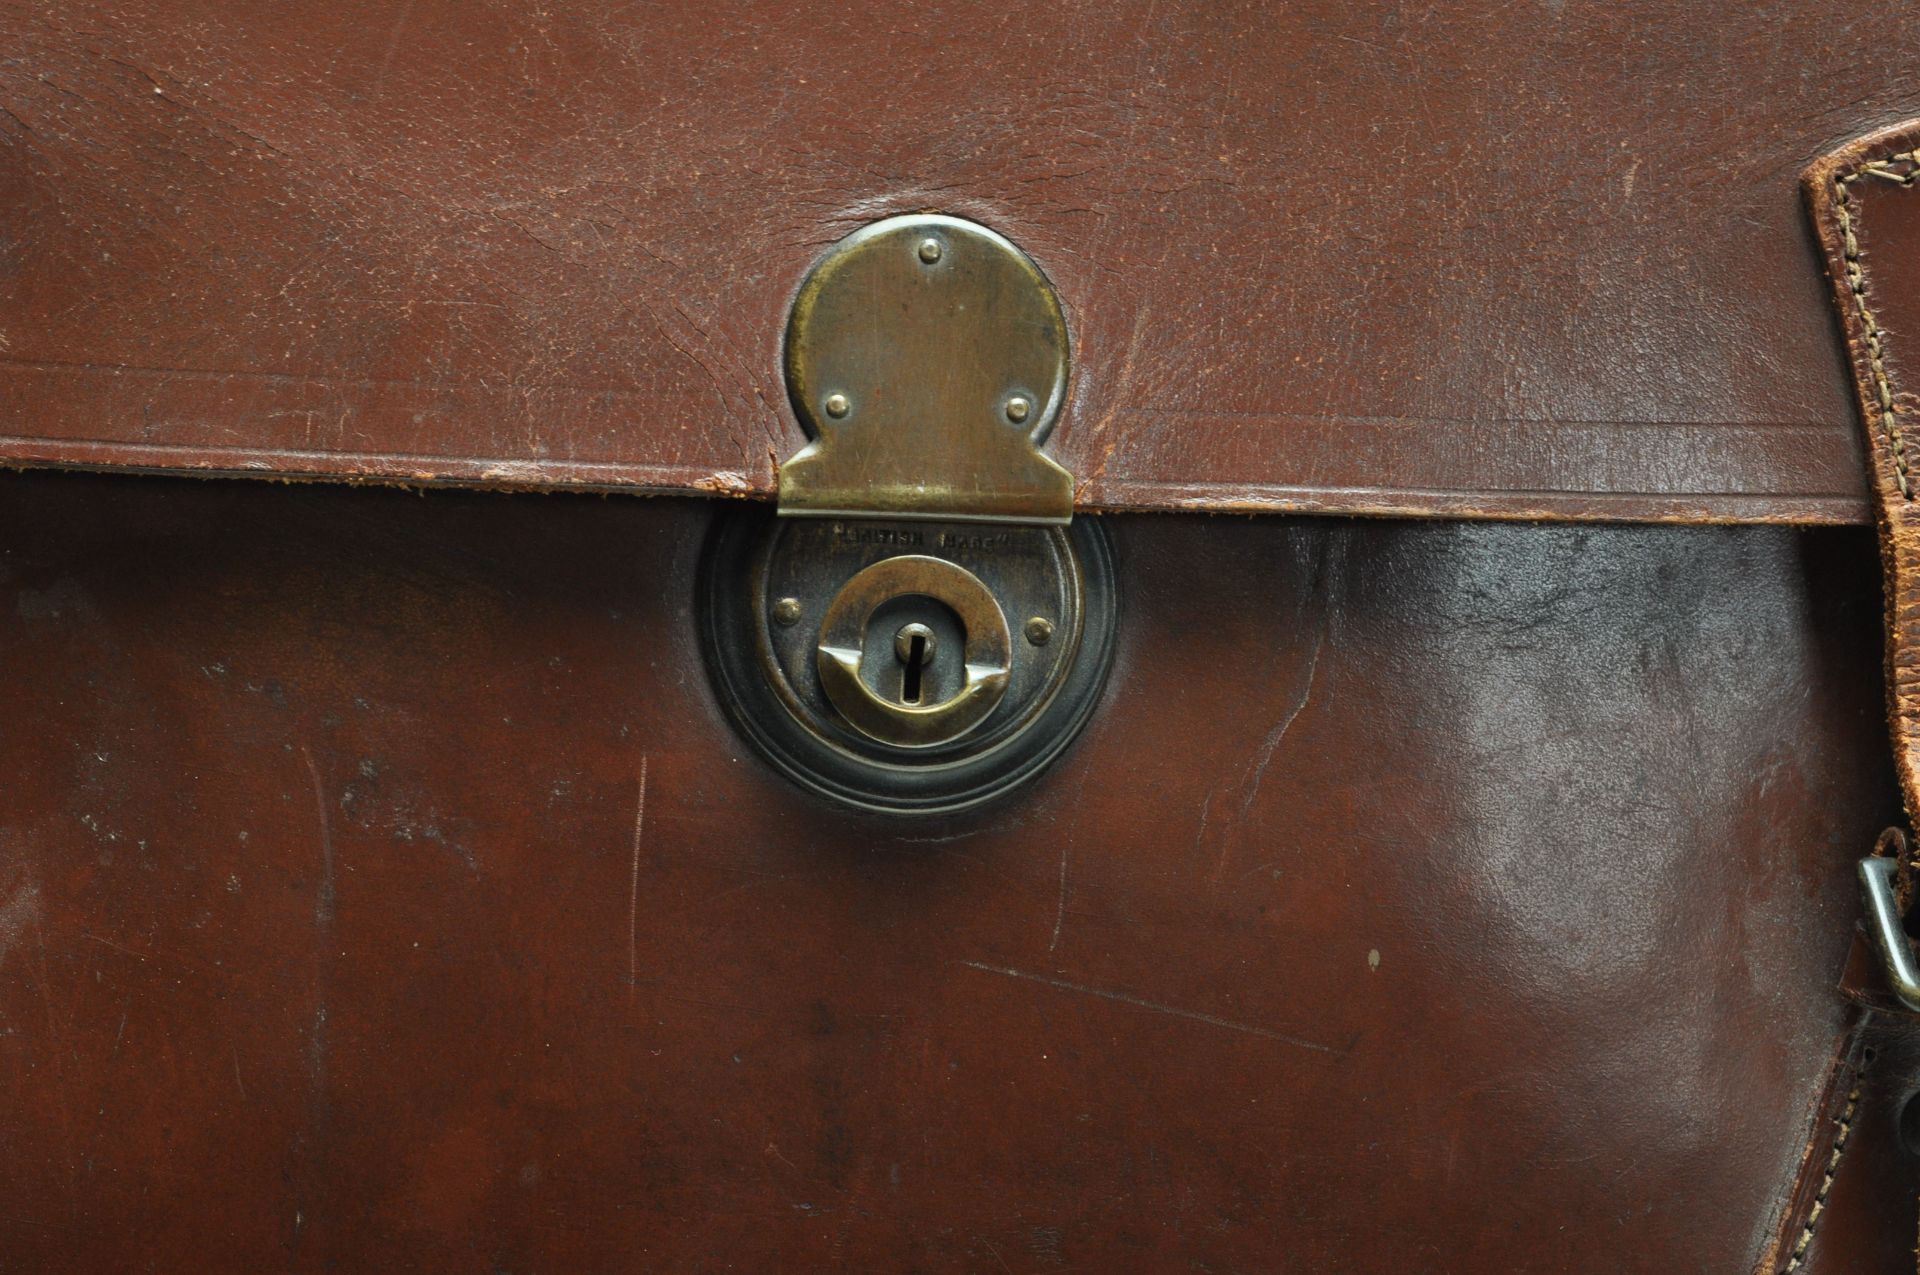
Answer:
[1807,124,1920,821]
[1804,122,1920,1274]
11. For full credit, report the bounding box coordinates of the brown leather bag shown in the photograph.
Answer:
[4,4,1920,1270]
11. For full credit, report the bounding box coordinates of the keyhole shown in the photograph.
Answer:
[894,623,937,705]
[903,634,926,703]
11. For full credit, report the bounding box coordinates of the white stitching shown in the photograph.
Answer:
[1834,150,1920,499]
[1779,1076,1866,1272]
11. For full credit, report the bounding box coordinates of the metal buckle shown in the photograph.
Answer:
[1858,827,1920,1011]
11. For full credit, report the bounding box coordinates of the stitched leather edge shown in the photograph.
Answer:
[1760,1017,1875,1274]
[1795,123,1920,1275]
[1829,153,1920,498]
[1805,120,1920,821]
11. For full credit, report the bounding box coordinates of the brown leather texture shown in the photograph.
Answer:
[1808,124,1920,820]
[6,2,1920,522]
[0,470,1901,1272]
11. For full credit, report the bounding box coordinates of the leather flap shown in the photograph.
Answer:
[4,3,1915,522]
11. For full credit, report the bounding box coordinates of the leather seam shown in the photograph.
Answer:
[1777,1068,1868,1273]
[1833,150,1920,500]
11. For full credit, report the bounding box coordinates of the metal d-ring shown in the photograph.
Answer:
[1860,849,1920,1011]
[815,555,1012,749]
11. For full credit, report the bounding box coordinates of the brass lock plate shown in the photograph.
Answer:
[779,214,1074,525]
[699,510,1115,814]
[701,213,1111,813]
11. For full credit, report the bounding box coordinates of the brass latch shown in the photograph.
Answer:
[777,214,1075,525]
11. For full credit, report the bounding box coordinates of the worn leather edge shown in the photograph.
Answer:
[0,447,1867,526]
[1805,121,1920,820]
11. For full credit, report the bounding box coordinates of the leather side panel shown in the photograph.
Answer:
[0,472,1896,1271]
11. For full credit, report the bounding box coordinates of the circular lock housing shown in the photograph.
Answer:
[699,510,1116,814]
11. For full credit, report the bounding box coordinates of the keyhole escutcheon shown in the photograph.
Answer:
[813,555,1013,750]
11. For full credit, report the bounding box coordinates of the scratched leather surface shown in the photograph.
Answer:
[3,2,1918,522]
[0,471,1897,1271]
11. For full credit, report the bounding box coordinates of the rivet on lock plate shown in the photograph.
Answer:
[699,214,1116,814]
